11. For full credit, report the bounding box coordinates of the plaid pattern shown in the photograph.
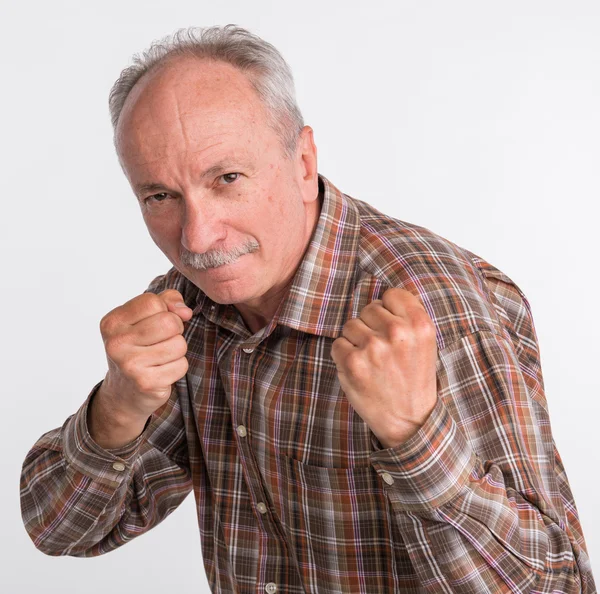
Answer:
[21,174,596,593]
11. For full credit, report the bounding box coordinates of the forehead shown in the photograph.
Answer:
[116,57,273,168]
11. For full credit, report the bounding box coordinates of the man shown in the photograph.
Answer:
[20,25,596,593]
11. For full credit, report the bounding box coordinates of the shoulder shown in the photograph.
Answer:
[352,195,482,287]
[349,195,529,347]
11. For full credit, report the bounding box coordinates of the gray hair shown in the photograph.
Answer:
[109,24,304,158]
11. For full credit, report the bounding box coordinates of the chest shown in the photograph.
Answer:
[185,325,377,470]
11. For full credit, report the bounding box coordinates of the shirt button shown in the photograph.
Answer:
[112,462,126,472]
[236,425,247,437]
[242,347,254,354]
[256,502,268,514]
[265,583,277,594]
[381,472,395,485]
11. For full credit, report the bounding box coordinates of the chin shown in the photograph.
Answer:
[207,287,260,307]
[175,253,264,304]
[193,273,261,306]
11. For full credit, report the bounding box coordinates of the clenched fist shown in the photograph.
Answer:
[88,289,193,449]
[331,287,438,449]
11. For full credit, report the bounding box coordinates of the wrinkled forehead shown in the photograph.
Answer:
[116,57,272,167]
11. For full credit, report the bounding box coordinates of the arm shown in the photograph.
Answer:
[20,380,193,557]
[369,329,596,593]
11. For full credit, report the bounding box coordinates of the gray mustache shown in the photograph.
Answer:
[180,239,260,270]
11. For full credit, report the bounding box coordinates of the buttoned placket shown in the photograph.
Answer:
[223,336,299,592]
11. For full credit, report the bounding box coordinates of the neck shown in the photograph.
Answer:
[235,283,291,334]
[235,191,322,334]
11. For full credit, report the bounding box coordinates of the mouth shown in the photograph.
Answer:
[180,240,260,271]
[189,251,252,274]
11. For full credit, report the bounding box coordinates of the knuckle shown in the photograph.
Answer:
[331,336,347,356]
[104,334,126,356]
[361,300,380,317]
[387,321,407,343]
[157,312,182,335]
[345,350,363,374]
[169,312,185,334]
[132,292,166,318]
[330,339,340,361]
[143,292,164,311]
[174,334,188,354]
[159,289,183,304]
[120,359,138,379]
[365,334,385,355]
[166,357,188,385]
[383,287,403,301]
[99,313,118,336]
[178,356,189,375]
[135,377,153,393]
[413,310,436,336]
[135,371,159,394]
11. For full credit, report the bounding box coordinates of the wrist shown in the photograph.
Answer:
[376,421,423,449]
[88,384,151,449]
[373,400,438,449]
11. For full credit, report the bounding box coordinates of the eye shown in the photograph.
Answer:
[144,192,171,204]
[218,172,240,185]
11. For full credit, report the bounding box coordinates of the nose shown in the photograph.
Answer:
[180,194,226,254]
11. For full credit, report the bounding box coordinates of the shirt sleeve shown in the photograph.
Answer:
[20,379,192,556]
[369,329,596,593]
[20,269,194,557]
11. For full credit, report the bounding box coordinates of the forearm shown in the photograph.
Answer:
[88,381,151,449]
[21,441,131,556]
[371,396,595,593]
[20,382,192,557]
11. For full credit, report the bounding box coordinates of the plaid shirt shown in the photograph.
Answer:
[21,174,595,593]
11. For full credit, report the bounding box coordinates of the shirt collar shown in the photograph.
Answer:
[275,174,360,337]
[194,173,361,338]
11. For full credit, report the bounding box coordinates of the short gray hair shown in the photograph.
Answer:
[109,24,304,158]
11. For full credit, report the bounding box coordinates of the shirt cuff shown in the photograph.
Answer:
[369,397,478,513]
[62,381,151,487]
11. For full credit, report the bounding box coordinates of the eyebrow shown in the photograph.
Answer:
[135,182,171,197]
[134,158,253,197]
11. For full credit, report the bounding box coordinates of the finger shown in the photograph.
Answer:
[330,335,355,365]
[341,318,371,347]
[159,289,194,321]
[130,311,185,346]
[143,356,189,389]
[117,292,170,326]
[359,300,396,332]
[381,287,426,317]
[144,334,188,366]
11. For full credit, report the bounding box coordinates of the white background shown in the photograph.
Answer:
[2,1,598,592]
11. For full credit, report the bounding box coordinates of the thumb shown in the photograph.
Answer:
[159,289,194,322]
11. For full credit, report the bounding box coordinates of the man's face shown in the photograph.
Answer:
[116,57,319,313]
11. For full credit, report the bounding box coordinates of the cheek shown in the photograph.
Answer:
[144,215,181,253]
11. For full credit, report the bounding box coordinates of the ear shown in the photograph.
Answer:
[295,126,319,204]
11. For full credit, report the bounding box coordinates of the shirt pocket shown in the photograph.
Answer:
[272,451,399,593]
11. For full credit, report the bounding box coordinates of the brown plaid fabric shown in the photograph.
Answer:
[21,174,596,593]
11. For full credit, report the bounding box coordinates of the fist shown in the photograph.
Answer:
[331,287,438,448]
[98,289,194,423]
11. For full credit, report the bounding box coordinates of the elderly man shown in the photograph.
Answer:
[21,25,595,594]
